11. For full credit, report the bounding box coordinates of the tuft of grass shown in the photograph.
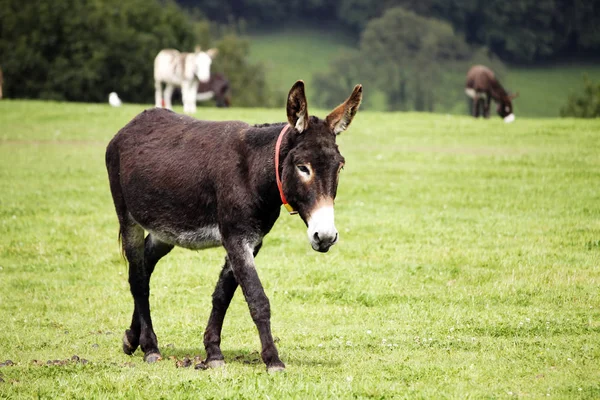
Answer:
[1,99,600,398]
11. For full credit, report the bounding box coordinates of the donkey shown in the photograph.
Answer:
[465,65,519,123]
[105,81,363,372]
[154,47,218,114]
[196,73,231,108]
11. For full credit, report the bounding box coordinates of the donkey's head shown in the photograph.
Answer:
[498,92,519,123]
[280,81,362,252]
[193,46,218,83]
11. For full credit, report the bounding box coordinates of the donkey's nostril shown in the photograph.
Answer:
[313,232,320,242]
[333,232,338,243]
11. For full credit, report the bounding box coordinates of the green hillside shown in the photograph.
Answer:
[248,26,355,94]
[505,64,600,118]
[248,27,600,117]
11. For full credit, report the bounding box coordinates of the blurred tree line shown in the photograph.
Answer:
[174,0,600,112]
[0,0,277,106]
[176,0,600,63]
[314,7,505,111]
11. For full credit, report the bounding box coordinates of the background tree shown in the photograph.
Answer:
[0,0,197,102]
[560,76,600,118]
[0,0,274,106]
[212,32,279,107]
[315,7,480,112]
[313,50,365,109]
[174,0,600,63]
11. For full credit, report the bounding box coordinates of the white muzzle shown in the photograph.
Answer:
[504,113,515,123]
[307,205,338,252]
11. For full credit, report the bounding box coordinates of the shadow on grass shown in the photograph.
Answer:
[158,347,341,368]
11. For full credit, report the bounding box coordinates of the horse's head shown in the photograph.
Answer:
[193,46,218,83]
[498,92,519,123]
[281,81,362,252]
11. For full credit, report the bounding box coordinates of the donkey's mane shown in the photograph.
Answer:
[252,122,285,128]
[253,116,321,129]
[253,122,286,128]
[489,78,509,100]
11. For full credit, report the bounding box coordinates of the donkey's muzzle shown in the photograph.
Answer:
[311,231,338,253]
[307,205,338,253]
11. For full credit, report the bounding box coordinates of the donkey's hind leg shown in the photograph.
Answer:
[122,226,173,363]
[203,242,261,368]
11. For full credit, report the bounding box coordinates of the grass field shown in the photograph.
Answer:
[248,27,600,117]
[1,99,600,398]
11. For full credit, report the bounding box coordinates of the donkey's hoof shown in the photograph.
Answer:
[205,359,225,369]
[267,363,286,373]
[122,330,139,355]
[144,353,162,363]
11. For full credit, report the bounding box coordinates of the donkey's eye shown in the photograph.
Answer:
[297,165,310,175]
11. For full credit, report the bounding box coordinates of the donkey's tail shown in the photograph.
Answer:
[105,138,127,260]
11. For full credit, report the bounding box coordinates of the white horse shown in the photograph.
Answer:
[154,47,218,114]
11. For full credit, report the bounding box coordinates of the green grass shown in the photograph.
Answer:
[1,99,600,398]
[505,63,600,118]
[248,27,600,117]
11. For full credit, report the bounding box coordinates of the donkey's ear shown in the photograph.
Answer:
[326,84,362,135]
[206,48,218,59]
[287,80,309,133]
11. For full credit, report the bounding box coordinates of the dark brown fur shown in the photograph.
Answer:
[466,65,518,119]
[105,81,362,371]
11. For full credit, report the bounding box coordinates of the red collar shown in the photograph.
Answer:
[275,124,298,215]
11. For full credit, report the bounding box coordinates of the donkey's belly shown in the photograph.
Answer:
[147,224,222,250]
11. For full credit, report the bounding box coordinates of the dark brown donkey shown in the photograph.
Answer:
[465,65,519,122]
[197,73,231,107]
[106,81,362,372]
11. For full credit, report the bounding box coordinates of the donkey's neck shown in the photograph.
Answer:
[242,122,294,210]
[489,80,509,101]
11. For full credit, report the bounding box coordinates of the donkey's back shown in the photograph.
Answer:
[466,65,496,92]
[109,107,247,151]
[106,108,249,250]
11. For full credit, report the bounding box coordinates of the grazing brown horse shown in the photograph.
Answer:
[105,81,362,372]
[465,65,519,122]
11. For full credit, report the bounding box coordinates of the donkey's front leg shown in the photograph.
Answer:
[154,80,163,108]
[483,94,491,118]
[474,98,482,118]
[204,242,263,367]
[181,81,197,114]
[163,84,174,110]
[203,258,238,368]
[223,237,285,372]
